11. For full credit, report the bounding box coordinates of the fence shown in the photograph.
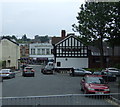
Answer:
[1,93,120,106]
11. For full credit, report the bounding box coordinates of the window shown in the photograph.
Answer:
[42,49,45,54]
[46,49,50,55]
[37,49,41,55]
[57,62,61,67]
[31,49,35,55]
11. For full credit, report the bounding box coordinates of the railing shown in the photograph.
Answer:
[1,93,120,106]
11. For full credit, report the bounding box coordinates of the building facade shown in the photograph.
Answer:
[20,43,29,57]
[29,42,54,64]
[53,34,89,69]
[0,37,20,69]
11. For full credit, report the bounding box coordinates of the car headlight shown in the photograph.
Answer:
[104,89,110,91]
[88,87,95,91]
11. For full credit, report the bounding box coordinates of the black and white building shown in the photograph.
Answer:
[53,34,89,69]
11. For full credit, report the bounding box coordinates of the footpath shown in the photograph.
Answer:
[108,77,120,104]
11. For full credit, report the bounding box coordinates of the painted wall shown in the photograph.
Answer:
[0,41,2,61]
[1,39,20,69]
[29,43,54,59]
[55,57,88,68]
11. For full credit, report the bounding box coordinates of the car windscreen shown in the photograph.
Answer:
[74,69,84,71]
[108,68,119,71]
[86,77,105,84]
[93,72,101,75]
[0,70,10,73]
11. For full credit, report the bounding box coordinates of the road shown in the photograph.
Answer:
[2,65,114,105]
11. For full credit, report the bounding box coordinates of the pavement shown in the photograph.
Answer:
[108,77,120,104]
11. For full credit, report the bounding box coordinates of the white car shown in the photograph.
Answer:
[104,68,120,76]
[70,68,92,76]
[0,69,15,79]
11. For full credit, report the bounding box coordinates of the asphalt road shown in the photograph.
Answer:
[2,65,114,105]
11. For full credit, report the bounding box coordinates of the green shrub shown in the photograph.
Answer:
[84,68,103,73]
[114,63,120,69]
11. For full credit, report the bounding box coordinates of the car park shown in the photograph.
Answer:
[70,68,92,76]
[103,68,120,76]
[80,75,110,94]
[93,71,116,82]
[22,67,35,77]
[0,69,15,79]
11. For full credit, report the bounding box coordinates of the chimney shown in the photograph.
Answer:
[61,30,66,37]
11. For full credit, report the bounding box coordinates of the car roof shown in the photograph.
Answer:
[107,68,118,69]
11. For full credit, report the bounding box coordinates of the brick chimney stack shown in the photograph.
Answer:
[61,30,66,37]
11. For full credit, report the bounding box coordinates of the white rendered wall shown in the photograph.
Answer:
[55,58,88,68]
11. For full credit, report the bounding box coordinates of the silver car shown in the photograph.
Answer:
[70,68,92,76]
[0,69,15,79]
[103,68,120,76]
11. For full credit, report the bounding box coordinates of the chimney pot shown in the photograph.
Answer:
[61,30,66,37]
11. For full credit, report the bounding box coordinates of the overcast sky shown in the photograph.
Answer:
[0,0,85,39]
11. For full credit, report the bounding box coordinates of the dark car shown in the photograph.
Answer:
[22,67,35,77]
[41,65,53,74]
[93,71,116,82]
[80,75,110,94]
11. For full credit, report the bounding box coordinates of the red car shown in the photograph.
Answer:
[81,75,110,94]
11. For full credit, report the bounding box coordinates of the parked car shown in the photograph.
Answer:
[80,75,110,94]
[102,68,120,76]
[70,68,92,76]
[93,71,116,82]
[41,65,53,74]
[0,69,15,79]
[22,67,35,77]
[41,68,53,74]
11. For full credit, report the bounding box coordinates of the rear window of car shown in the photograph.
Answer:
[25,68,33,70]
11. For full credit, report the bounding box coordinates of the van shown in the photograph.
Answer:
[47,62,54,69]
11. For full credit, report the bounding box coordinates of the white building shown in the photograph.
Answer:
[0,37,20,69]
[29,42,54,64]
[53,34,89,69]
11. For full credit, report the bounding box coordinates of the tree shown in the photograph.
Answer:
[106,2,120,56]
[22,34,28,41]
[72,2,119,68]
[11,35,18,41]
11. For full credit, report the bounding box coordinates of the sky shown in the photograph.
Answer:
[0,0,85,39]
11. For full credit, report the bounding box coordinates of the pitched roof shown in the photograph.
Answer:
[0,36,19,46]
[52,36,66,45]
